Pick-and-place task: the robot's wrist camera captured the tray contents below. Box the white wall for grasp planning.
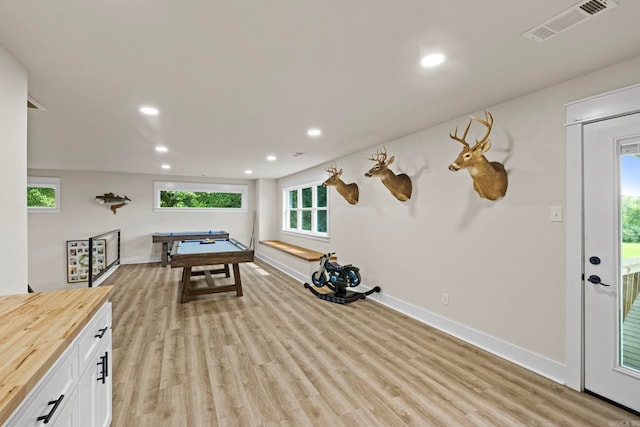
[264,55,640,382]
[27,169,255,292]
[0,45,28,296]
[255,179,277,243]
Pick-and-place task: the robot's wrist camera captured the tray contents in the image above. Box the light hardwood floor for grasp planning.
[105,260,640,426]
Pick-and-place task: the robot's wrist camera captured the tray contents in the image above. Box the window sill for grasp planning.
[28,208,60,214]
[282,230,330,243]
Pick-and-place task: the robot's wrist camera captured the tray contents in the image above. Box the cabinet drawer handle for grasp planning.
[36,394,64,424]
[97,351,109,384]
[94,327,108,338]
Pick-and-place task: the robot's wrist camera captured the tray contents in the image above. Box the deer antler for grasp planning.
[449,120,472,148]
[450,111,494,149]
[325,163,338,174]
[368,146,388,163]
[469,111,493,149]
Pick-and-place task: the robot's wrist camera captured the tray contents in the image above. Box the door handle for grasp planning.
[587,275,610,287]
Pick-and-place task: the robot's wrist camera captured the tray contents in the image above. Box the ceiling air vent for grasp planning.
[521,0,618,42]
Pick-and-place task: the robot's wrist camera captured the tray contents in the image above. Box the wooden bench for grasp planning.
[258,240,328,261]
[258,240,338,282]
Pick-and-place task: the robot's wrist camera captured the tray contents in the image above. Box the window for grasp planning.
[283,181,328,237]
[154,181,247,212]
[28,177,60,213]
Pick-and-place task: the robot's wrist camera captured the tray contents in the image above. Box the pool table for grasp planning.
[169,239,254,303]
[152,230,229,266]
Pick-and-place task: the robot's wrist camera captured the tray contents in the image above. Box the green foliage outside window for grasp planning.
[302,211,312,231]
[160,191,242,208]
[317,185,327,208]
[622,196,640,243]
[317,210,327,232]
[302,187,312,208]
[284,183,328,235]
[289,190,298,208]
[27,187,56,207]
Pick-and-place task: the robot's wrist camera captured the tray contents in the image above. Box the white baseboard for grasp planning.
[121,256,160,265]
[255,253,308,283]
[257,255,566,385]
[369,291,566,384]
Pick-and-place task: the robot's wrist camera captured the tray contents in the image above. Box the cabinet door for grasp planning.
[78,331,112,427]
[95,332,112,427]
[5,346,78,427]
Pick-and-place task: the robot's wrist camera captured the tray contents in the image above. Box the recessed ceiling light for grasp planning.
[266,155,276,161]
[161,164,171,169]
[420,53,445,67]
[307,128,322,137]
[140,106,159,115]
[155,146,168,153]
[245,169,253,174]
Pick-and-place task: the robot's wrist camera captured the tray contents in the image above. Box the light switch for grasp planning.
[550,206,563,222]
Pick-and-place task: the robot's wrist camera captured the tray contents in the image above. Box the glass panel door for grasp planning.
[583,112,640,413]
[620,143,640,372]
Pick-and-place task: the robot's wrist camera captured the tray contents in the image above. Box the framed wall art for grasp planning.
[67,239,106,283]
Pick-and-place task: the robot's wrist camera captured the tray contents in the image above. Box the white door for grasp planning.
[584,112,640,412]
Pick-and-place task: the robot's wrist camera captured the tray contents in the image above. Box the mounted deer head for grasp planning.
[323,164,359,205]
[364,147,412,202]
[448,111,508,201]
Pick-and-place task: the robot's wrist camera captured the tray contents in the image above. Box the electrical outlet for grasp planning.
[441,292,449,306]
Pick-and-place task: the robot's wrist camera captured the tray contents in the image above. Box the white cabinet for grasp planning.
[4,345,79,427]
[77,303,112,427]
[4,302,112,427]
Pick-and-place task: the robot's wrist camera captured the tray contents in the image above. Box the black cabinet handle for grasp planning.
[94,327,108,339]
[36,394,64,424]
[97,355,105,383]
[97,351,109,384]
[104,350,109,379]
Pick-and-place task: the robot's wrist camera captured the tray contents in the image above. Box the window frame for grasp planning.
[282,180,329,239]
[27,176,61,213]
[153,181,248,212]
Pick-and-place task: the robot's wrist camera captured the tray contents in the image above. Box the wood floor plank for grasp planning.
[104,260,640,426]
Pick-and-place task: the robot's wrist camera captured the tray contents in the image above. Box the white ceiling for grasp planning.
[2,0,640,180]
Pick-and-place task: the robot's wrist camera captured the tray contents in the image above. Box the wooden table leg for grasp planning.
[161,242,169,267]
[180,266,192,303]
[232,263,243,297]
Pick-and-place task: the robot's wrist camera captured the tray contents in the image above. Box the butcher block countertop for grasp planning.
[0,286,112,424]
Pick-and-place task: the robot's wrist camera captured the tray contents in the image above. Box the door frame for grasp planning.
[565,82,640,391]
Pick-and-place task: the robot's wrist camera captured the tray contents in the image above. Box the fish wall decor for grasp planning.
[95,192,131,214]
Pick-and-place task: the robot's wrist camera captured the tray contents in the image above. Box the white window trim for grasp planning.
[282,180,329,239]
[153,181,248,212]
[27,176,61,213]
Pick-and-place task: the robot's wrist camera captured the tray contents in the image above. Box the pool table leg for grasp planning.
[232,263,243,297]
[161,242,169,267]
[181,266,192,303]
